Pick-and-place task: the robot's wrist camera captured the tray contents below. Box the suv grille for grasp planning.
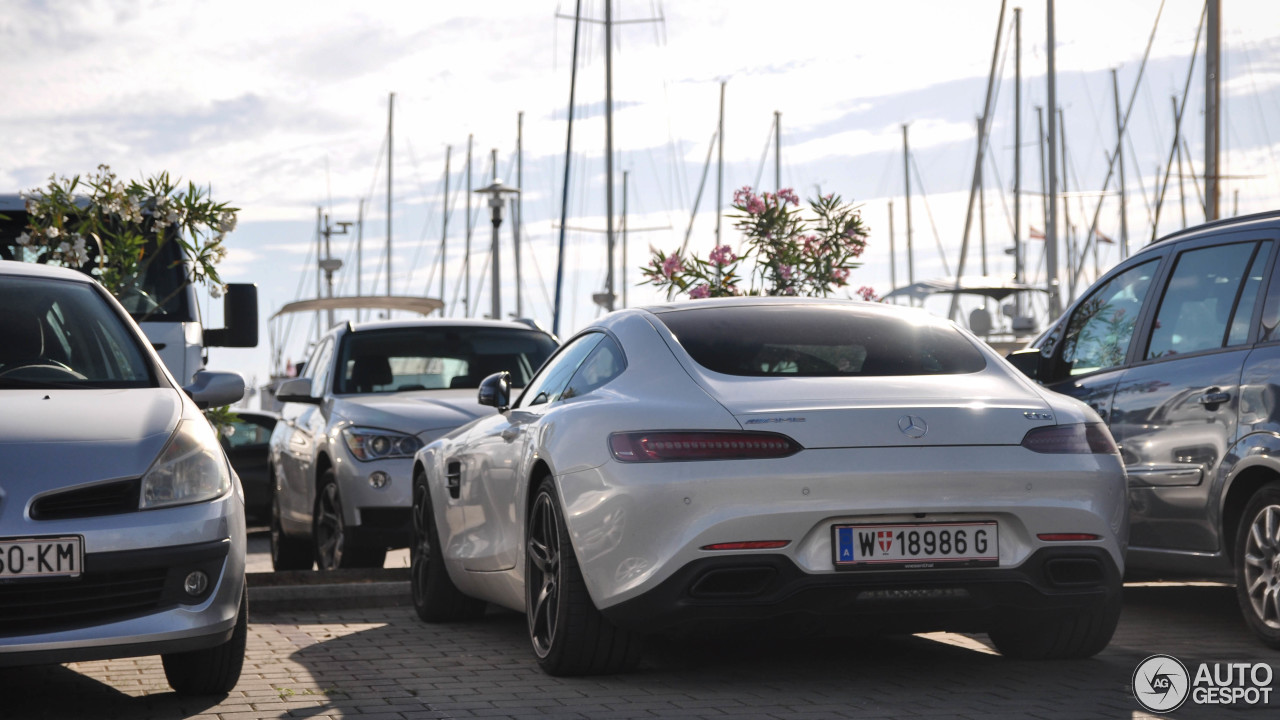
[31,479,140,520]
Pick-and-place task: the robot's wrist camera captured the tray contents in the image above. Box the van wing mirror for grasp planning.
[204,283,258,348]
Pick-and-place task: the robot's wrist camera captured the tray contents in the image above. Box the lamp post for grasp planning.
[320,214,352,327]
[473,178,520,320]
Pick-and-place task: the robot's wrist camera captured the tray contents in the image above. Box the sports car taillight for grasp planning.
[608,431,802,463]
[1020,422,1119,455]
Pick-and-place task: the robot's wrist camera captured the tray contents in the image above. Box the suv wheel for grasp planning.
[313,470,386,570]
[1234,482,1280,648]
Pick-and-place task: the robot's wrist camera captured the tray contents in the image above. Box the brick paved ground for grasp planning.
[2,584,1276,720]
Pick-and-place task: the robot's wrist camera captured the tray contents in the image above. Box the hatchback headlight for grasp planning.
[342,426,424,461]
[140,419,232,510]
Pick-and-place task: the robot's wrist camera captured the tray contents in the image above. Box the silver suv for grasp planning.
[268,319,557,571]
[1011,210,1280,648]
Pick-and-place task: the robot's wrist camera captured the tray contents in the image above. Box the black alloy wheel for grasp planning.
[411,471,485,622]
[1235,483,1280,648]
[524,476,642,675]
[526,485,561,659]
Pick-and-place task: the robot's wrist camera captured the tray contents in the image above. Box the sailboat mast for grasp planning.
[1013,7,1022,314]
[604,0,616,312]
[1112,69,1128,259]
[357,198,364,320]
[516,112,523,318]
[552,0,583,337]
[465,134,473,317]
[441,146,450,314]
[774,110,781,191]
[387,92,394,297]
[622,170,628,309]
[902,124,914,289]
[1046,0,1061,317]
[716,82,725,250]
[1205,0,1221,220]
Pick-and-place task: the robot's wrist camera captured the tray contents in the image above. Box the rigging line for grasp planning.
[752,114,776,191]
[908,152,952,278]
[1071,0,1170,287]
[402,139,443,295]
[1241,41,1280,199]
[521,215,556,319]
[1124,130,1156,226]
[1180,136,1205,215]
[1074,69,1110,179]
[984,149,1017,240]
[1149,3,1206,244]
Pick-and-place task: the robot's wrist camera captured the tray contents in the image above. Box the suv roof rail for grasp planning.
[1149,209,1280,248]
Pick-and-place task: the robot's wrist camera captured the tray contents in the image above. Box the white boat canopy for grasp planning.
[270,295,444,319]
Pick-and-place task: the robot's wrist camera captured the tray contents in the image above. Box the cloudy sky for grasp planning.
[3,0,1278,397]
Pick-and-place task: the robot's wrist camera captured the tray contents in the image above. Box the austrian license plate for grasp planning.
[833,522,997,570]
[0,536,83,579]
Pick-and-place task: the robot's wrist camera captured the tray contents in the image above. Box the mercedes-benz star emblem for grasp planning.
[898,415,928,439]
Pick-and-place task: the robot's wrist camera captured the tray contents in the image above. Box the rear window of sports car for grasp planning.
[655,305,986,377]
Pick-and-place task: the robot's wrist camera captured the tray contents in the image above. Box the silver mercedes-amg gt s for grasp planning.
[412,297,1128,675]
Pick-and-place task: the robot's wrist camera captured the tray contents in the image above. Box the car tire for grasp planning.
[270,472,312,571]
[987,590,1121,660]
[525,476,642,676]
[1233,482,1280,648]
[313,470,386,570]
[162,585,247,695]
[411,470,486,622]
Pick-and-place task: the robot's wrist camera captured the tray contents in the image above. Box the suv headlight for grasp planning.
[140,418,233,510]
[342,426,424,461]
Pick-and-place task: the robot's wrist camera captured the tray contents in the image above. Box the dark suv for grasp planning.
[1011,210,1280,648]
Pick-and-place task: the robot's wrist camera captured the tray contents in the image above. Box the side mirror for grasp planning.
[477,371,511,412]
[276,377,321,405]
[204,283,258,348]
[1006,348,1046,381]
[184,370,246,409]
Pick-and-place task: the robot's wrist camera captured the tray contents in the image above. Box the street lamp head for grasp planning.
[474,179,521,225]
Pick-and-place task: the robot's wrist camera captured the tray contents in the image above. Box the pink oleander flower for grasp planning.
[832,267,850,285]
[856,285,878,302]
[689,284,710,299]
[800,234,819,256]
[746,196,766,215]
[709,244,736,267]
[662,254,683,278]
[779,265,794,281]
[777,188,800,206]
[733,186,755,206]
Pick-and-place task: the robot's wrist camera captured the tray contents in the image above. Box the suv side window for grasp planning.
[1146,241,1269,359]
[307,338,335,398]
[1058,259,1160,377]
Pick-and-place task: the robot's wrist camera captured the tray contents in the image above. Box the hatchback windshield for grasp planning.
[656,304,987,376]
[334,326,558,394]
[0,276,156,388]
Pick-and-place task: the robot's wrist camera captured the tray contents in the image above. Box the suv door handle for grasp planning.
[1198,389,1230,406]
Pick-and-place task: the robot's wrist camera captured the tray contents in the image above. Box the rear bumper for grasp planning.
[599,546,1121,635]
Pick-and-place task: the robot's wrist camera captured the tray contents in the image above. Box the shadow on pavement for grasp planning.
[0,662,221,720]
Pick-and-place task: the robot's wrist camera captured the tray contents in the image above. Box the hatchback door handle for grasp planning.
[1198,390,1230,406]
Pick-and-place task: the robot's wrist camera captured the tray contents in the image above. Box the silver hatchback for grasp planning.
[0,260,248,695]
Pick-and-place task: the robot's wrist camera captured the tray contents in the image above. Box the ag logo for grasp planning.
[1133,654,1190,713]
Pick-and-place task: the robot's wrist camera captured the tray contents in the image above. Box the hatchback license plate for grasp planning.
[833,522,997,570]
[0,536,83,578]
